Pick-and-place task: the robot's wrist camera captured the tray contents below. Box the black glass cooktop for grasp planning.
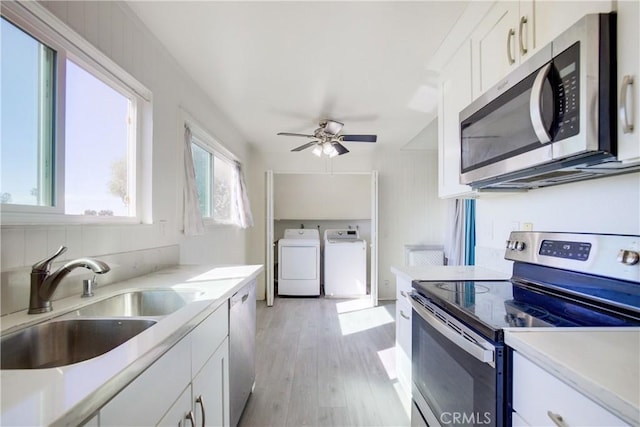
[411,279,602,342]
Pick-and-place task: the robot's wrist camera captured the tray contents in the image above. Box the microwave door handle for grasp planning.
[529,63,553,143]
[410,298,494,365]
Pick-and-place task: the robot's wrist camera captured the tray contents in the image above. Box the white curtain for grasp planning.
[183,125,205,235]
[444,199,465,266]
[232,160,254,229]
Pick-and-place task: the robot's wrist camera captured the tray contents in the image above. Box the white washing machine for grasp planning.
[324,229,367,297]
[278,229,320,296]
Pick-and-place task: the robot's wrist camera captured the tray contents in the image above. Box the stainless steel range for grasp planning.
[410,232,640,427]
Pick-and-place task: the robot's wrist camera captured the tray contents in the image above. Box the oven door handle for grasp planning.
[411,298,495,365]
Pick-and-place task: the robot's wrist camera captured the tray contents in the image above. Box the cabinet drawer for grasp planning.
[512,352,628,426]
[396,276,412,301]
[192,302,229,377]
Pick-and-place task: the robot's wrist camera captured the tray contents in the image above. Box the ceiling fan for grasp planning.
[277,119,377,157]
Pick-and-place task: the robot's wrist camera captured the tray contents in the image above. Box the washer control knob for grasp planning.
[617,250,640,266]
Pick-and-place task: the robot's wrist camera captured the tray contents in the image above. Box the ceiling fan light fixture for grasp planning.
[328,147,339,158]
[312,145,323,157]
[322,141,333,155]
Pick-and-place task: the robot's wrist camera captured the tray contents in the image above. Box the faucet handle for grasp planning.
[32,246,68,272]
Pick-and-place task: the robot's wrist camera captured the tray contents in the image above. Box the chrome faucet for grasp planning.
[28,246,111,314]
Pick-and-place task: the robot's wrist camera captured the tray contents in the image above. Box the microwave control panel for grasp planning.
[553,42,580,141]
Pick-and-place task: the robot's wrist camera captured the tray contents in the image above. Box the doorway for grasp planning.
[265,171,379,307]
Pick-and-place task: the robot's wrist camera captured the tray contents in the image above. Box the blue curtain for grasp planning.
[464,199,476,265]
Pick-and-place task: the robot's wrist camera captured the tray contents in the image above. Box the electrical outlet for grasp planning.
[522,222,533,231]
[384,279,390,287]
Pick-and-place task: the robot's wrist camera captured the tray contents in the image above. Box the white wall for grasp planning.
[246,148,448,300]
[0,1,253,315]
[475,173,640,273]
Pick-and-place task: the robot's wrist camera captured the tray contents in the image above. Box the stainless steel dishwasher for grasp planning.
[229,279,256,427]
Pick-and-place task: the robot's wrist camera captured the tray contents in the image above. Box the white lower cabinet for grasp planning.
[511,351,628,426]
[157,386,192,427]
[394,275,412,397]
[193,338,230,427]
[99,336,191,426]
[98,303,230,427]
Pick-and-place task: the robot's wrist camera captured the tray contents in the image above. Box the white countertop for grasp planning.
[505,328,640,426]
[0,264,263,427]
[390,265,510,282]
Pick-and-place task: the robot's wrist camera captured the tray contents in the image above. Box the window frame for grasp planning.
[186,118,238,227]
[0,2,151,225]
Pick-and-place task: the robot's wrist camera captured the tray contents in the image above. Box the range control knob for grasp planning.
[515,241,526,251]
[617,250,640,266]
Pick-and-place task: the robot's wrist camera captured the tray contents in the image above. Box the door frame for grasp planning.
[264,170,379,307]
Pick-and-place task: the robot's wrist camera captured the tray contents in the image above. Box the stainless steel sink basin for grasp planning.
[0,319,157,369]
[72,289,203,317]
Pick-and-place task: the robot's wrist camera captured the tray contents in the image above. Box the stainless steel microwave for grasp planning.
[459,13,639,190]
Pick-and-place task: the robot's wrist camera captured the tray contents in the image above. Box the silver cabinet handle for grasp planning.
[400,290,407,298]
[241,293,249,303]
[547,411,569,427]
[196,395,206,427]
[530,63,553,143]
[400,310,410,320]
[186,411,196,427]
[507,28,516,65]
[519,16,528,56]
[620,75,635,134]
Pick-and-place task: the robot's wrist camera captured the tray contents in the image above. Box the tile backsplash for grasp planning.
[1,229,179,316]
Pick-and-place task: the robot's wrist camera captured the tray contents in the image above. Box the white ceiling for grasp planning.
[127,1,469,154]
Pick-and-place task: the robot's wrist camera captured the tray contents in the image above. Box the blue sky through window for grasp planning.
[1,18,46,206]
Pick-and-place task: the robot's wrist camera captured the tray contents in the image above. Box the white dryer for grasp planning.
[324,229,367,297]
[278,229,320,296]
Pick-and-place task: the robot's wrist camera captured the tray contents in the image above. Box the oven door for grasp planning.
[410,293,504,427]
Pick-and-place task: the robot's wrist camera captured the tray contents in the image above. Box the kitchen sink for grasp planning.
[71,289,203,317]
[0,318,157,369]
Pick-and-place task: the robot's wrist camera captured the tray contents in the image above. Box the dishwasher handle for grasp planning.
[230,288,250,308]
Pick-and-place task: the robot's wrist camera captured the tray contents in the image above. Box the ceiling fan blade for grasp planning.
[291,141,318,152]
[277,132,314,138]
[323,120,344,136]
[341,134,377,143]
[332,142,350,155]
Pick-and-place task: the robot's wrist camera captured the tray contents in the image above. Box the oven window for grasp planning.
[412,311,500,427]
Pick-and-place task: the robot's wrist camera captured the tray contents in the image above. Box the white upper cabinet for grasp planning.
[438,40,476,198]
[616,0,640,163]
[535,1,613,49]
[471,0,534,99]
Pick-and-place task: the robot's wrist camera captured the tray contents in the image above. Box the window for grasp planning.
[191,133,237,224]
[64,60,134,217]
[0,4,149,223]
[1,17,55,207]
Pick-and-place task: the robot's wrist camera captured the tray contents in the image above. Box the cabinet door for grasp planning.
[100,336,191,426]
[438,39,475,198]
[535,1,613,50]
[471,1,535,98]
[512,352,628,426]
[616,0,640,163]
[395,294,412,396]
[192,337,230,427]
[472,2,520,96]
[157,386,192,427]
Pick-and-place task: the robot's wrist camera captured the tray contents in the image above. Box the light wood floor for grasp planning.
[239,297,410,427]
